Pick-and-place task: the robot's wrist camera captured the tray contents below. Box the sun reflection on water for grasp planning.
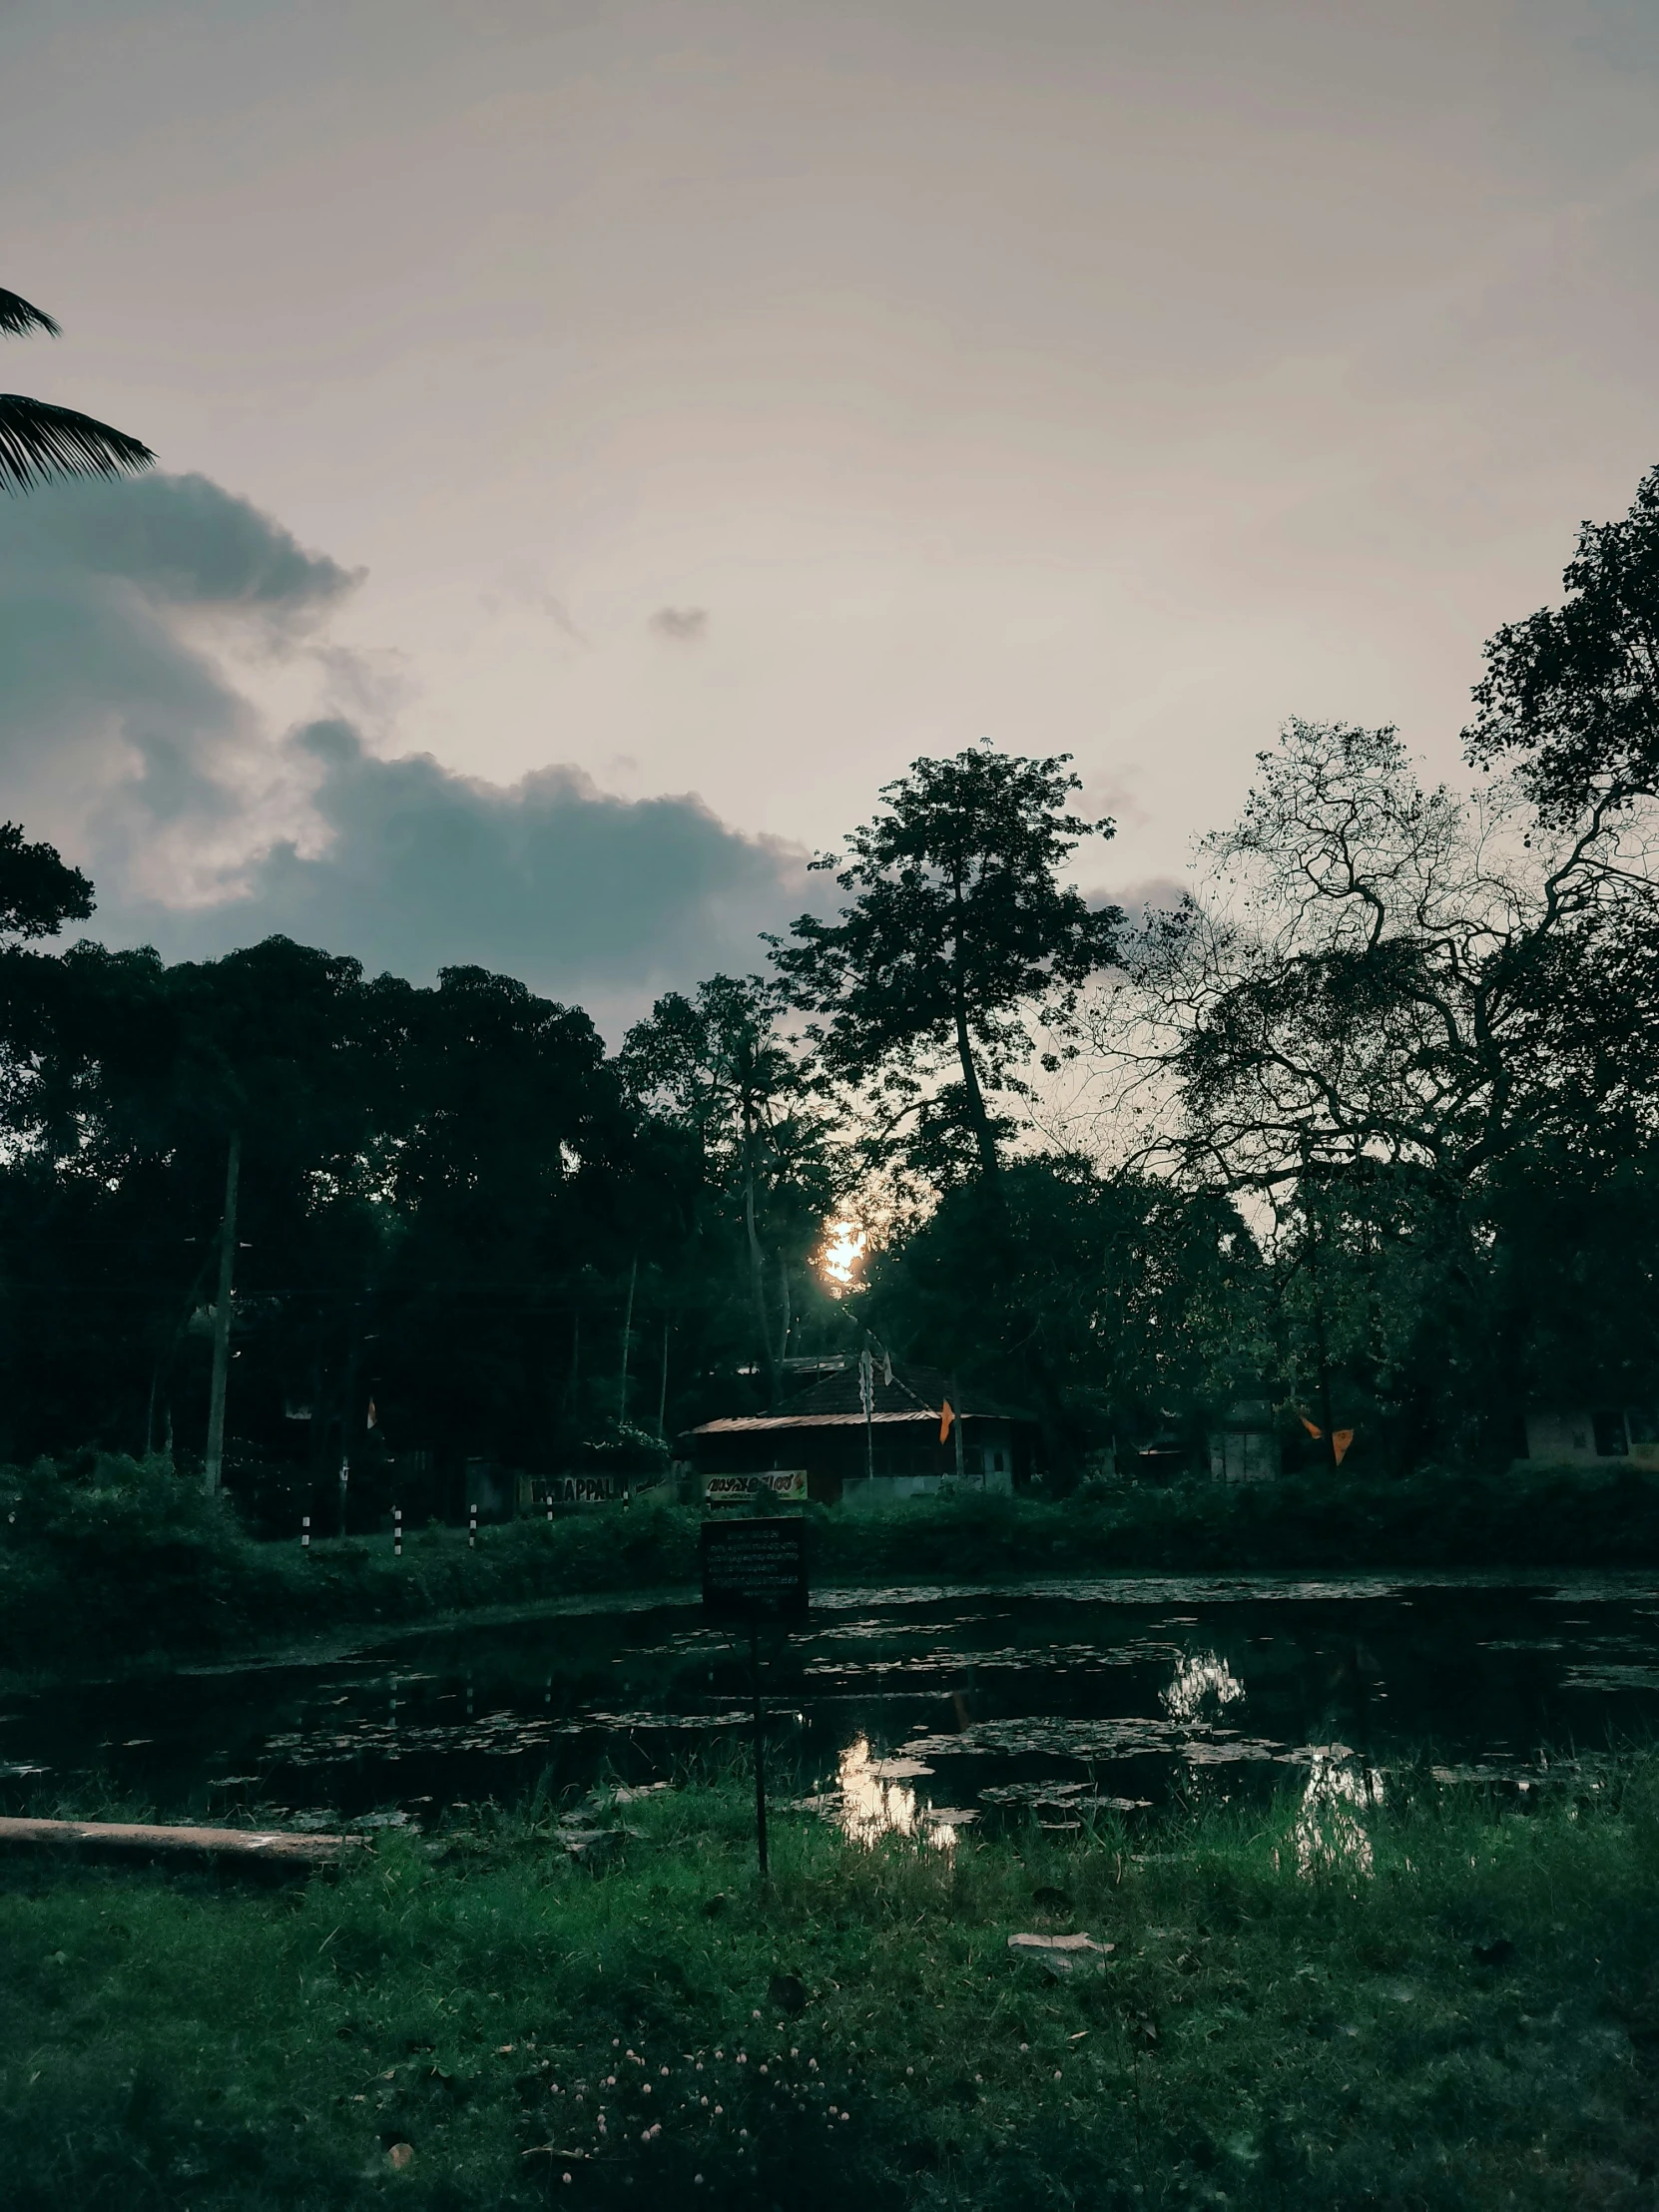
[1292,1747,1382,1879]
[833,1735,965,1851]
[1161,1650,1247,1726]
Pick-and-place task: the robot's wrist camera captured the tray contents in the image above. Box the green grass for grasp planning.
[3,1764,1659,2209]
[8,1452,1659,1673]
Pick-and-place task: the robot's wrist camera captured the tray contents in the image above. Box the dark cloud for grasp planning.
[0,475,808,1026]
[111,724,812,1024]
[648,605,708,642]
[0,472,352,906]
[0,469,356,613]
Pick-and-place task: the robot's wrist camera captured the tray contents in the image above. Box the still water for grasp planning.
[4,1573,1658,1840]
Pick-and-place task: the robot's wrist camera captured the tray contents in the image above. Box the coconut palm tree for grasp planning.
[0,286,154,491]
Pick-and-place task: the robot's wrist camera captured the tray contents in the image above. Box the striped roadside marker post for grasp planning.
[394,1506,402,1558]
[301,1512,310,1555]
[468,1502,477,1549]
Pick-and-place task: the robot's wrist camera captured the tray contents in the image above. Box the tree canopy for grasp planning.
[770,747,1120,1186]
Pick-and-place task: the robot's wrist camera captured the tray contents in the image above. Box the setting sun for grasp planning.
[819,1219,867,1292]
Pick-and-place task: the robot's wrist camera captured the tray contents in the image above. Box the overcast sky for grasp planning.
[4,0,1658,1026]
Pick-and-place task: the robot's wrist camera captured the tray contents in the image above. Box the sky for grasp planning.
[3,0,1659,1031]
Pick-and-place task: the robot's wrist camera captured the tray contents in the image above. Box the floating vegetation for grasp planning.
[1560,1664,1659,1691]
[262,1707,752,1771]
[977,1779,1151,1814]
[9,1570,1659,1837]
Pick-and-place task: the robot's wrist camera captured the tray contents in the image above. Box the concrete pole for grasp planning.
[204,1129,242,1496]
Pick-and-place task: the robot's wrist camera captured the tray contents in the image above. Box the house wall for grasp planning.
[1207,1428,1282,1482]
[691,1414,1027,1500]
[1522,1408,1659,1466]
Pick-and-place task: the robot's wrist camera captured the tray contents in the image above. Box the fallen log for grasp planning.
[0,1816,366,1867]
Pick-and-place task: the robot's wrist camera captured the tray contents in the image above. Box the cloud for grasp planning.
[648,605,708,642]
[0,475,810,1026]
[1105,873,1190,917]
[114,724,813,1027]
[0,471,356,908]
[0,469,359,611]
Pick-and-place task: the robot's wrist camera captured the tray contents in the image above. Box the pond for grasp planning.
[5,1571,1659,1842]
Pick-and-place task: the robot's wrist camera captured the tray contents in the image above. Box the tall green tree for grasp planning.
[1464,459,1659,819]
[619,973,837,1402]
[871,1155,1260,1465]
[0,287,154,491]
[770,748,1121,1186]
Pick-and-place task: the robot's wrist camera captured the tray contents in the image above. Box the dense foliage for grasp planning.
[0,932,843,1514]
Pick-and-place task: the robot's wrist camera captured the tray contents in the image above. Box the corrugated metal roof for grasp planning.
[760,1360,1029,1423]
[689,1359,1034,1435]
[695,1409,991,1434]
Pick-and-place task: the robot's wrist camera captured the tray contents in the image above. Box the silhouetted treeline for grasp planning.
[0,931,843,1520]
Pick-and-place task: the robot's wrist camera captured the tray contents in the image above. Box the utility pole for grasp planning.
[618,1256,638,1425]
[337,1334,359,1537]
[1305,1182,1338,1465]
[859,1344,874,1484]
[204,1129,242,1496]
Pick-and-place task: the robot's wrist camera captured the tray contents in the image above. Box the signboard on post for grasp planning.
[702,1514,809,1882]
[700,1516,810,1626]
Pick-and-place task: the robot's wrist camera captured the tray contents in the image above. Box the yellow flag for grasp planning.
[939,1399,955,1443]
[1332,1427,1355,1465]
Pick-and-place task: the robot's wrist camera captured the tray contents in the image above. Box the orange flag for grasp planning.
[1299,1413,1323,1440]
[1332,1428,1355,1465]
[939,1399,955,1443]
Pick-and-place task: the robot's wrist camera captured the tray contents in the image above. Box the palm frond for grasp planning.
[0,288,62,339]
[0,394,155,492]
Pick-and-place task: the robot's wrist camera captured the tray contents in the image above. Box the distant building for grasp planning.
[1207,1398,1282,1483]
[1518,1406,1659,1466]
[685,1361,1037,1507]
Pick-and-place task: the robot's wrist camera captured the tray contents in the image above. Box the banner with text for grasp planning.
[703,1470,809,1507]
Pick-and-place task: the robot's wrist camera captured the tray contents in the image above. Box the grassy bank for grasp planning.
[3,1763,1658,2208]
[8,1453,1659,1673]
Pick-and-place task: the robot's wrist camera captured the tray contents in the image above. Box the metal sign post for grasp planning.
[701,1516,809,1878]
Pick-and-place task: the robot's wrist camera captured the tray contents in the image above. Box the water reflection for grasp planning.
[1292,1747,1382,1879]
[8,1573,1659,1828]
[833,1734,967,1851]
[1162,1650,1247,1727]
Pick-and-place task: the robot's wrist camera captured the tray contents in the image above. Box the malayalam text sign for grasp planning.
[703,1469,808,1507]
[701,1516,809,1627]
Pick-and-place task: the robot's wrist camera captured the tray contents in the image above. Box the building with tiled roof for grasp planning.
[684,1357,1036,1506]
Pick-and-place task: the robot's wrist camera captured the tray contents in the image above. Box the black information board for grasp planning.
[701,1516,809,1627]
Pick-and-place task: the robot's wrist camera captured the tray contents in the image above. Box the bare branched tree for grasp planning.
[1088,719,1659,1211]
